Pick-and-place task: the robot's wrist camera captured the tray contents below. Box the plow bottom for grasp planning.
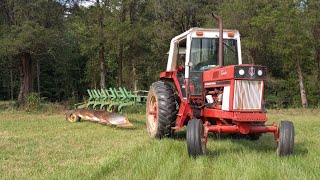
[66,109,133,127]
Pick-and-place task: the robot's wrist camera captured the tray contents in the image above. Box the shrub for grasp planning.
[25,92,43,111]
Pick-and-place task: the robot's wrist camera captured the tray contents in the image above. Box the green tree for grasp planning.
[306,0,320,105]
[0,0,66,105]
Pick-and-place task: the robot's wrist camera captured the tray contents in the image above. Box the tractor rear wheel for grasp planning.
[277,121,294,156]
[146,81,177,139]
[186,119,207,158]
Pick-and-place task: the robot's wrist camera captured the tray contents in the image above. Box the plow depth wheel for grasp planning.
[146,81,177,139]
[277,121,294,156]
[66,113,81,123]
[187,119,207,158]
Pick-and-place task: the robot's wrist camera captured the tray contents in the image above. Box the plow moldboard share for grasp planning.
[66,109,133,127]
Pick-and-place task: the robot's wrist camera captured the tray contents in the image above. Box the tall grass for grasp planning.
[0,109,319,179]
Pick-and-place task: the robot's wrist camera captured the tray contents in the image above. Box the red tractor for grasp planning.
[146,14,294,157]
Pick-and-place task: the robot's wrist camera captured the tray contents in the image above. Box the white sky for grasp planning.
[78,0,95,7]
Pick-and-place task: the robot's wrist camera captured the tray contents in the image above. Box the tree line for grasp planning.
[0,0,319,108]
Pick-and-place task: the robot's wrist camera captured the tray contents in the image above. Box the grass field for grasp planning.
[0,108,320,179]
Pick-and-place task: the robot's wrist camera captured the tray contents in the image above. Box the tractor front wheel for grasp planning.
[277,120,294,156]
[186,119,207,158]
[146,81,177,139]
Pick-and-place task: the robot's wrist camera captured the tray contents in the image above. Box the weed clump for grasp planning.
[25,92,43,111]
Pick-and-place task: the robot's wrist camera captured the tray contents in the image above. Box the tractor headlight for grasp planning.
[234,66,267,78]
[239,69,245,76]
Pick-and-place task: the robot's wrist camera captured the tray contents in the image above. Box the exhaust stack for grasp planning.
[212,13,224,67]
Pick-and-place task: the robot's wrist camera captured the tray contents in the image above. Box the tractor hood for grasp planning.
[203,64,267,83]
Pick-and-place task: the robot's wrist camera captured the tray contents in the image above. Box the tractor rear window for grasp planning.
[190,38,238,71]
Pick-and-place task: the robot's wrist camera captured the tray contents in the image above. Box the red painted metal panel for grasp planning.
[203,108,234,119]
[203,65,236,82]
[206,124,277,134]
[233,112,267,122]
[159,70,193,129]
[203,108,267,122]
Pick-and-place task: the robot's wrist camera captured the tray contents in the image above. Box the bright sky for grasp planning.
[78,0,95,7]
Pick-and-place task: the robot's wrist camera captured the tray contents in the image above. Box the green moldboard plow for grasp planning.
[75,87,148,113]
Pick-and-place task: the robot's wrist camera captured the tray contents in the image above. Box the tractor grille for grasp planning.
[233,80,263,110]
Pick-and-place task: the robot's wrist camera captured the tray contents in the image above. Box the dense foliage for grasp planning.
[0,0,319,108]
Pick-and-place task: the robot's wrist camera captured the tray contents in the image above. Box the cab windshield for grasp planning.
[190,38,238,71]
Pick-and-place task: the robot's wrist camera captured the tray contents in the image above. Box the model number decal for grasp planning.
[204,81,231,86]
[204,82,217,86]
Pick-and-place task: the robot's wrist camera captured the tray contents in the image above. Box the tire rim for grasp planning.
[68,114,77,122]
[276,126,281,155]
[200,123,207,154]
[147,95,158,133]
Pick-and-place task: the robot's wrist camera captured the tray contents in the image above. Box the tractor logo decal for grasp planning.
[248,67,255,77]
[221,70,227,75]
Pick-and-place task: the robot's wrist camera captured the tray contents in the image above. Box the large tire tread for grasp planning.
[277,120,294,156]
[187,119,206,158]
[147,81,177,138]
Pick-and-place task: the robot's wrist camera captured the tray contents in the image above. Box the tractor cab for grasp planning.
[166,28,242,72]
[165,28,242,99]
